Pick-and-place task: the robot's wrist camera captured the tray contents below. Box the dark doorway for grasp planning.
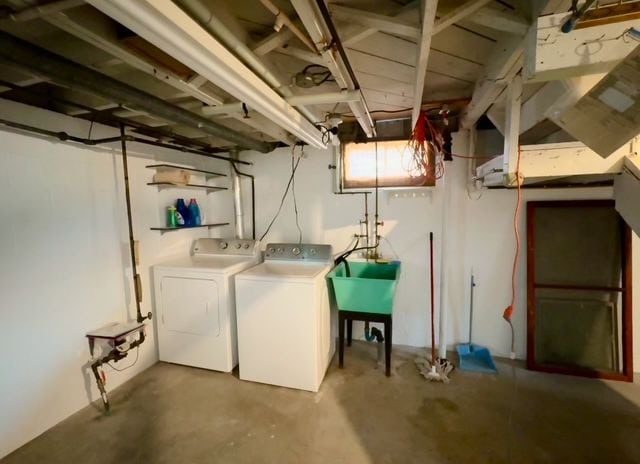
[527,200,633,381]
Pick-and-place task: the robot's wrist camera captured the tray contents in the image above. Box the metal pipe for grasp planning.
[229,149,245,239]
[258,0,318,54]
[6,0,83,21]
[119,125,151,323]
[0,118,253,166]
[178,0,319,124]
[0,32,274,153]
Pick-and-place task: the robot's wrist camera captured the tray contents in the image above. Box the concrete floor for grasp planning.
[3,342,640,464]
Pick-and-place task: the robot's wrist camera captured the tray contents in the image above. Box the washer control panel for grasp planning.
[264,243,332,261]
[193,238,259,256]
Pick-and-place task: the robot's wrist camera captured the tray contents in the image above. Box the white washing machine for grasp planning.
[235,243,335,392]
[153,238,261,371]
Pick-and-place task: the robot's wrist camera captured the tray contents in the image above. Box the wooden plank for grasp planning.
[345,49,415,84]
[329,4,421,40]
[253,29,293,55]
[460,34,523,128]
[524,12,639,82]
[466,5,529,36]
[503,73,522,183]
[432,0,492,35]
[345,32,482,83]
[339,1,419,47]
[362,88,413,109]
[519,141,630,181]
[357,72,414,97]
[412,0,439,127]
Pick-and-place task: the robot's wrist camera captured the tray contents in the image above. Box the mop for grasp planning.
[415,232,454,382]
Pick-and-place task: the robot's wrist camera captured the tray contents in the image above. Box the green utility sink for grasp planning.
[328,261,401,315]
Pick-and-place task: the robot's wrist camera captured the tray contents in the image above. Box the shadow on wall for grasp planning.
[329,342,640,464]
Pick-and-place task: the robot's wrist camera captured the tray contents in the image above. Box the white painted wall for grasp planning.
[1,99,638,458]
[241,133,640,372]
[0,100,235,458]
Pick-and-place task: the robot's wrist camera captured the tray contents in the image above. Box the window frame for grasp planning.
[340,139,435,190]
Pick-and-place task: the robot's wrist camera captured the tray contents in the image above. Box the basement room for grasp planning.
[1,0,640,462]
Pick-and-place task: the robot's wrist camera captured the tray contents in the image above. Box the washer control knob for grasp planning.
[310,248,317,255]
[292,247,301,256]
[277,247,284,253]
[243,243,250,249]
[268,247,275,254]
[220,241,228,250]
[235,243,242,249]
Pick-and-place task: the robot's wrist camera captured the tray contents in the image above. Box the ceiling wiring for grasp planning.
[292,145,303,245]
[259,144,303,242]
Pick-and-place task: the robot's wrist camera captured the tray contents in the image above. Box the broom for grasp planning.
[415,232,454,382]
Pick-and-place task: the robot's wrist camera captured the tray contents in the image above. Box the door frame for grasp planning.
[526,200,633,382]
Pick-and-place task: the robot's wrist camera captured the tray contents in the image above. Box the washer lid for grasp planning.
[237,262,330,280]
[155,255,257,273]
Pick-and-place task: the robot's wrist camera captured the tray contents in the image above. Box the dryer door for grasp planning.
[160,276,220,336]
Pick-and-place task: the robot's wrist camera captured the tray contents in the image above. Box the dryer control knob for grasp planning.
[243,243,250,249]
[277,247,284,253]
[235,243,242,249]
[220,241,228,250]
[310,248,317,255]
[292,247,301,256]
[268,247,275,254]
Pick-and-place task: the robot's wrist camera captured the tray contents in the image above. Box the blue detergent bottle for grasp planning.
[176,198,192,227]
[188,198,201,226]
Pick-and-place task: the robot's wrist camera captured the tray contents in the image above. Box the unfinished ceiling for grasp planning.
[0,0,637,152]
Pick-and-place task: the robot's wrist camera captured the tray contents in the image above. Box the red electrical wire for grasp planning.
[503,146,523,354]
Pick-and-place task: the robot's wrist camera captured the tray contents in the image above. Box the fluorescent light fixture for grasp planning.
[88,0,326,149]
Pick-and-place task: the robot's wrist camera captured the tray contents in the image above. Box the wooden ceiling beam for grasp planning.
[253,29,293,55]
[432,0,492,35]
[465,5,529,36]
[412,0,438,127]
[339,2,418,46]
[460,34,523,129]
[329,4,421,40]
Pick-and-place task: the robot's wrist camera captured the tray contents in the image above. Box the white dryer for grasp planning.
[235,243,335,392]
[153,238,260,371]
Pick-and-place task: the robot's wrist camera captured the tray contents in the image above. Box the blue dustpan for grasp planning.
[457,343,497,374]
[457,274,497,374]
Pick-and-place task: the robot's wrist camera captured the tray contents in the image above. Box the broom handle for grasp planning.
[430,232,435,362]
[469,273,475,344]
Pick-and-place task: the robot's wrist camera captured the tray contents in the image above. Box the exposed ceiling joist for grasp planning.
[253,29,293,55]
[5,0,84,21]
[0,31,273,152]
[275,46,325,65]
[87,0,326,148]
[339,1,418,46]
[466,6,529,36]
[411,0,438,128]
[44,8,225,106]
[460,34,523,129]
[328,4,420,40]
[432,0,492,35]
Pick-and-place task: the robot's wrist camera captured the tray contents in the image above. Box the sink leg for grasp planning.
[384,316,392,377]
[338,311,345,368]
[347,318,353,347]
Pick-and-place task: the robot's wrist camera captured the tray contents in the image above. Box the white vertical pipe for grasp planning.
[230,152,244,239]
[438,166,451,360]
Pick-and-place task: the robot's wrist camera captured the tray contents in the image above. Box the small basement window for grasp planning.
[342,140,435,189]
